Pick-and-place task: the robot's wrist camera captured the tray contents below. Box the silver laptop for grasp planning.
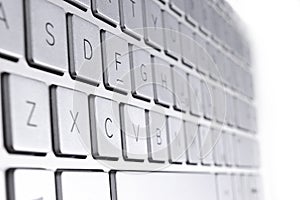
[0,0,261,199]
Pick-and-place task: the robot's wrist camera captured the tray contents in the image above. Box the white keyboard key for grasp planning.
[214,86,226,123]
[167,117,186,163]
[8,169,56,200]
[162,11,181,59]
[51,86,91,156]
[184,0,198,25]
[101,31,131,94]
[179,23,196,67]
[245,176,260,200]
[152,56,173,106]
[202,81,214,120]
[120,0,143,39]
[113,172,218,200]
[235,136,256,167]
[25,0,68,74]
[194,34,210,74]
[56,171,111,200]
[90,96,121,160]
[216,174,234,200]
[2,74,51,154]
[92,0,120,26]
[0,0,24,59]
[212,129,225,166]
[188,75,203,116]
[67,14,102,85]
[226,93,236,126]
[223,132,235,166]
[232,175,244,200]
[130,45,153,100]
[184,121,200,164]
[199,126,214,165]
[121,104,147,161]
[172,65,189,112]
[143,0,164,49]
[146,111,168,162]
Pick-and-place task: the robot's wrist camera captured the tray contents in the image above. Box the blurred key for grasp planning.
[143,0,164,49]
[121,104,147,161]
[67,14,102,85]
[152,56,173,106]
[51,86,91,157]
[162,11,181,59]
[216,174,234,200]
[188,75,203,117]
[223,132,235,166]
[7,169,56,200]
[202,81,214,120]
[2,74,51,154]
[101,30,131,94]
[92,0,120,26]
[25,0,68,74]
[146,111,168,162]
[199,126,214,165]
[89,96,121,160]
[179,23,196,67]
[184,121,200,164]
[130,45,153,100]
[172,65,189,112]
[167,116,186,163]
[0,0,24,60]
[120,0,143,39]
[56,171,111,200]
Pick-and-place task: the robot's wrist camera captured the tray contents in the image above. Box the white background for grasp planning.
[228,0,300,199]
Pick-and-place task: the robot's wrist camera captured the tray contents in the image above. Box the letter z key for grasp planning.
[2,74,51,154]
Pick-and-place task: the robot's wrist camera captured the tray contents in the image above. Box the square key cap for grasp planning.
[56,171,111,200]
[51,86,91,157]
[167,116,186,163]
[120,0,144,39]
[143,0,164,49]
[67,14,102,86]
[25,0,68,74]
[152,56,173,106]
[92,0,120,26]
[7,169,56,200]
[184,121,200,164]
[146,111,168,162]
[0,0,24,60]
[130,45,153,101]
[120,104,147,161]
[172,65,189,112]
[2,74,51,154]
[90,96,121,160]
[101,30,131,94]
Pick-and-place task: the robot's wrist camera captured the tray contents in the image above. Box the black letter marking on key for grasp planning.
[140,64,147,81]
[83,39,93,60]
[45,22,55,46]
[0,2,9,29]
[105,117,113,138]
[129,0,136,17]
[26,101,37,127]
[156,128,162,145]
[132,124,140,142]
[70,111,80,133]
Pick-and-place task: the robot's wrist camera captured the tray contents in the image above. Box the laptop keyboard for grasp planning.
[0,0,260,199]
